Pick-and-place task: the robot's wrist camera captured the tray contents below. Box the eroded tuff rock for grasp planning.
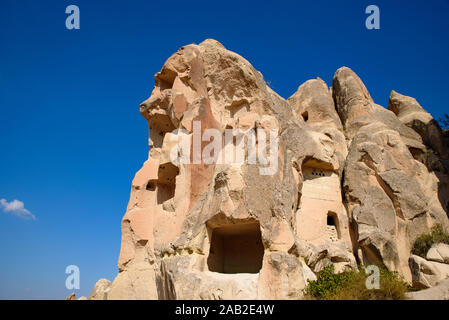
[89,278,111,300]
[94,39,449,299]
[406,278,449,300]
[408,243,449,289]
[427,243,449,264]
[410,254,449,289]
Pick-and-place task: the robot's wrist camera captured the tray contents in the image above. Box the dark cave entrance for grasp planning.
[207,222,264,274]
[302,111,309,122]
[327,211,341,240]
[327,214,336,226]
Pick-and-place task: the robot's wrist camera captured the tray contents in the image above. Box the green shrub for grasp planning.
[305,265,351,299]
[304,264,409,300]
[412,224,449,258]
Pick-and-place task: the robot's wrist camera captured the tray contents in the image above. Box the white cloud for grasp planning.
[0,199,36,220]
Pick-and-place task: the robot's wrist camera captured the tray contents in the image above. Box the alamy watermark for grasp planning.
[365,5,380,30]
[168,120,279,176]
[65,5,80,30]
[65,265,80,290]
[365,265,380,290]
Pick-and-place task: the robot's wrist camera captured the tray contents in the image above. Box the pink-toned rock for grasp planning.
[94,40,449,300]
[89,279,111,300]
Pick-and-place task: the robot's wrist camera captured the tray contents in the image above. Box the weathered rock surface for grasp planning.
[65,293,76,300]
[388,90,449,215]
[92,40,449,300]
[89,278,111,300]
[333,68,449,282]
[406,278,449,300]
[410,254,449,288]
[427,243,449,264]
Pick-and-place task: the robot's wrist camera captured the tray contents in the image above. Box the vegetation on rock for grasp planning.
[305,264,409,300]
[412,224,449,258]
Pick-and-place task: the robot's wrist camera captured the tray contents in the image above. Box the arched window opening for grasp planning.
[326,212,341,241]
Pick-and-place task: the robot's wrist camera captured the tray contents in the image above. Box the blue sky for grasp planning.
[0,0,448,299]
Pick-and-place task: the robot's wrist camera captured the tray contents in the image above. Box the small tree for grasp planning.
[438,114,449,130]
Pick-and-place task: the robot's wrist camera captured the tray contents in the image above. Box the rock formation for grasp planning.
[92,39,449,300]
[410,243,449,289]
[89,279,111,300]
[406,278,449,300]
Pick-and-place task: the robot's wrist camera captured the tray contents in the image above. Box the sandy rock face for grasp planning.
[65,293,76,300]
[96,40,449,299]
[410,254,449,288]
[427,243,449,264]
[409,243,449,289]
[388,90,449,213]
[332,68,449,282]
[406,278,449,300]
[89,279,111,300]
